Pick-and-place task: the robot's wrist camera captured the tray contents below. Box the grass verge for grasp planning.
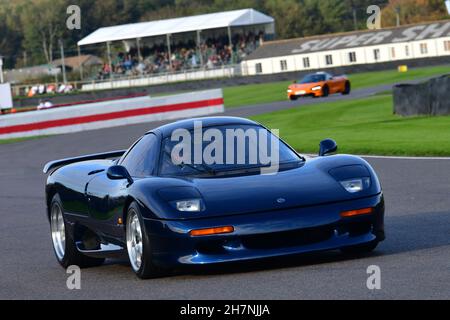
[0,136,48,145]
[223,64,450,108]
[251,94,450,156]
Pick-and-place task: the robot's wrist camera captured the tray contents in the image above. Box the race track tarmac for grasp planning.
[0,85,449,299]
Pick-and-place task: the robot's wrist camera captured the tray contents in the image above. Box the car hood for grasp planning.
[289,82,324,90]
[132,155,381,220]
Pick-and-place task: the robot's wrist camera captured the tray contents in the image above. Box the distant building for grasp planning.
[52,55,103,72]
[242,20,450,75]
[4,65,61,84]
[4,55,103,84]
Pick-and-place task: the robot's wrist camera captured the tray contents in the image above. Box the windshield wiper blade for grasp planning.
[164,149,216,175]
[179,162,216,175]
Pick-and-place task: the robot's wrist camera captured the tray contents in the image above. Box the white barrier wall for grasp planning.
[82,67,236,91]
[0,83,13,109]
[0,89,224,139]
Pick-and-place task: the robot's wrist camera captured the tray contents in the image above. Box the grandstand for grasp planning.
[78,9,274,83]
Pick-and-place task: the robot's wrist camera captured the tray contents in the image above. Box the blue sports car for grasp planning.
[44,117,385,279]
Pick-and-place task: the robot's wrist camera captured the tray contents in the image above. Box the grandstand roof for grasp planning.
[78,9,274,46]
[244,20,450,60]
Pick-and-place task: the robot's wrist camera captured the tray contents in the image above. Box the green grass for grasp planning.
[223,64,450,108]
[251,94,450,156]
[0,136,48,145]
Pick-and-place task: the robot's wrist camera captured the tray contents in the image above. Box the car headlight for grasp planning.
[340,178,371,193]
[287,89,292,93]
[175,199,202,212]
[311,86,322,91]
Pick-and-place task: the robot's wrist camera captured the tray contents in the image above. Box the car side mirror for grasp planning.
[107,165,133,184]
[319,139,337,156]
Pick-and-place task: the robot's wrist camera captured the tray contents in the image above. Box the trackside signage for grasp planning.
[0,89,224,139]
[292,22,450,54]
[246,20,450,59]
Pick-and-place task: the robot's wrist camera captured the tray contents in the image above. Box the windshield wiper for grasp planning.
[164,149,216,175]
[178,162,216,176]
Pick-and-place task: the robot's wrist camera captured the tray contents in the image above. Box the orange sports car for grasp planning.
[287,72,351,100]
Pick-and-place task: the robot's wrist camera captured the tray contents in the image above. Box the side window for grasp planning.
[120,133,159,177]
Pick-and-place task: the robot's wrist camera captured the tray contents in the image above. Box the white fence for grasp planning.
[82,65,239,91]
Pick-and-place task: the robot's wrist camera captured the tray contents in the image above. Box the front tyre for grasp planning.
[321,85,329,97]
[50,194,105,268]
[342,81,351,95]
[126,202,168,279]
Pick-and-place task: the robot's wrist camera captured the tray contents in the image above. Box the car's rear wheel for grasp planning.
[50,194,105,268]
[340,240,379,255]
[322,85,329,97]
[342,81,351,95]
[126,202,168,279]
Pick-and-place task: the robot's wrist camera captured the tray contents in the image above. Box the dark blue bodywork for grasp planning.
[45,117,385,268]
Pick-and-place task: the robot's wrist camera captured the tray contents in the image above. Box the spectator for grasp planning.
[97,31,265,79]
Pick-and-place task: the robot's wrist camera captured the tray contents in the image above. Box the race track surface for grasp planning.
[0,86,449,299]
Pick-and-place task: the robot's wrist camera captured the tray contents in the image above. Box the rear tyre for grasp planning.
[126,202,168,279]
[321,85,329,97]
[340,240,379,255]
[342,81,351,95]
[50,194,105,268]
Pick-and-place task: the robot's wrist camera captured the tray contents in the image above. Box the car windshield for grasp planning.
[299,74,326,83]
[159,124,302,177]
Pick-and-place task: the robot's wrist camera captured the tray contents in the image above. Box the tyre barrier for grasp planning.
[393,74,450,116]
[0,89,224,139]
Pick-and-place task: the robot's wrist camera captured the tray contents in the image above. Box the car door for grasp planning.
[326,73,339,93]
[85,171,129,239]
[86,133,160,239]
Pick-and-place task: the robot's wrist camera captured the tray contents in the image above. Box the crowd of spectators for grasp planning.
[97,32,264,79]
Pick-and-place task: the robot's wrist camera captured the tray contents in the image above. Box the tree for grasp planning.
[381,0,448,27]
[20,0,69,64]
[263,0,303,39]
[0,0,447,69]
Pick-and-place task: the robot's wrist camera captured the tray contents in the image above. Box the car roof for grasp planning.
[147,116,260,138]
[314,71,331,76]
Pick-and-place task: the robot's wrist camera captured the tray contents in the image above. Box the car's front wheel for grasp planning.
[126,202,168,279]
[50,194,105,268]
[321,85,329,97]
[342,81,351,95]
